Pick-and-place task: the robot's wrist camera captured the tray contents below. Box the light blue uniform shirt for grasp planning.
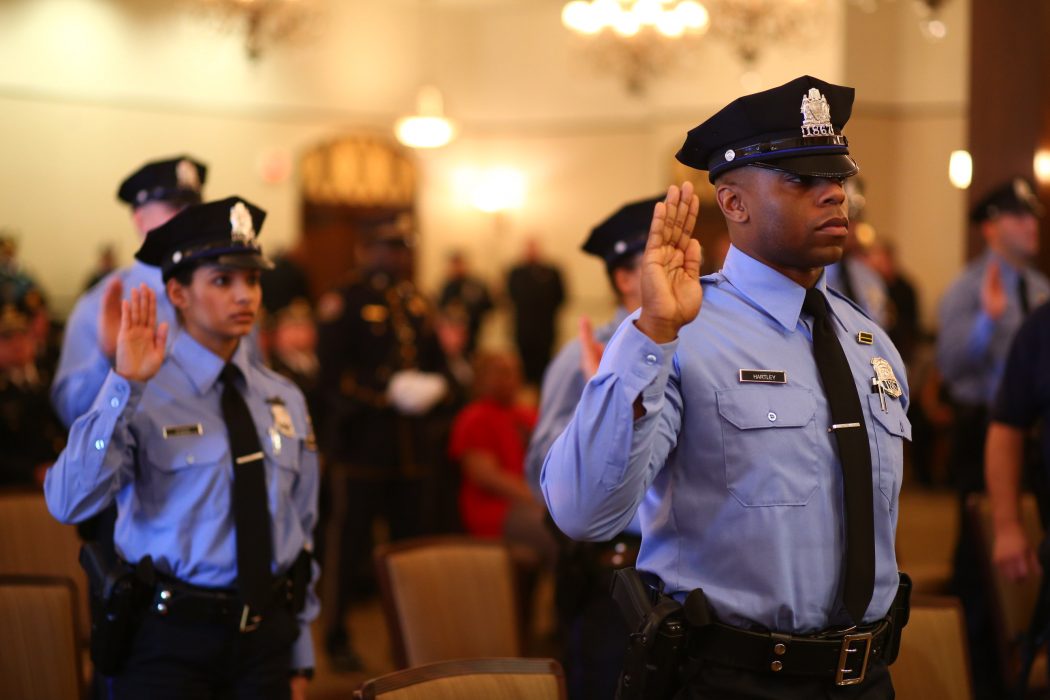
[52,262,174,428]
[45,329,320,668]
[937,249,1050,407]
[542,245,910,633]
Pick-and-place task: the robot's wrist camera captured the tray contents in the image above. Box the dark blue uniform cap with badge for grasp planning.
[676,75,859,183]
[117,156,207,209]
[970,177,1046,223]
[135,196,274,282]
[583,195,663,269]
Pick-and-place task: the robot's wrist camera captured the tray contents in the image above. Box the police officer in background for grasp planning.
[44,196,319,699]
[316,216,449,668]
[937,178,1049,495]
[936,178,1049,696]
[52,155,207,428]
[542,76,910,698]
[525,195,657,699]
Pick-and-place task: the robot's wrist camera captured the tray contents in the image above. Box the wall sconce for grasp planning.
[948,150,972,190]
[454,167,527,213]
[1034,149,1050,185]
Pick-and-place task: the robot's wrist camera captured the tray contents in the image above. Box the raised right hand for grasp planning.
[636,182,702,343]
[980,259,1007,320]
[115,284,169,383]
[98,277,124,359]
[992,520,1041,582]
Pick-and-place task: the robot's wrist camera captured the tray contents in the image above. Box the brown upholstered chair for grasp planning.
[895,488,958,594]
[891,596,973,700]
[353,657,566,700]
[0,488,90,637]
[374,536,522,668]
[0,575,85,700]
[966,492,1047,689]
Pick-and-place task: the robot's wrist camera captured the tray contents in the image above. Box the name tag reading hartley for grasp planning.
[738,369,787,384]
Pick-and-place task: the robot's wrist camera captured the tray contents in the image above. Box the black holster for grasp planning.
[288,549,313,613]
[79,543,154,676]
[610,567,689,700]
[883,571,912,665]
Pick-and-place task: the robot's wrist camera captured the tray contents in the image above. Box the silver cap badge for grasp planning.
[800,88,834,138]
[176,159,201,191]
[230,202,255,245]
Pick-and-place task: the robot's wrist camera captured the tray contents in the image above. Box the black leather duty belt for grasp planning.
[688,618,892,686]
[148,575,293,633]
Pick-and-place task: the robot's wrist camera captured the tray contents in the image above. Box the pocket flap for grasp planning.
[716,388,816,430]
[867,394,912,441]
[150,432,230,472]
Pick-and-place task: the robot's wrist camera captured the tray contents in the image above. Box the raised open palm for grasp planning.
[115,284,169,383]
[637,182,702,343]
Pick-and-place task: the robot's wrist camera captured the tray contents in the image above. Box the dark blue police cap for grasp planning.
[136,196,273,282]
[970,177,1045,223]
[117,156,207,209]
[676,75,859,182]
[583,195,663,268]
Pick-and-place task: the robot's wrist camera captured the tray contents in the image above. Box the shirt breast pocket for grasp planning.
[866,394,911,508]
[141,433,230,519]
[716,388,819,507]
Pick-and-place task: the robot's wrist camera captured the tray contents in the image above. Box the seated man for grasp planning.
[450,351,554,564]
[44,196,319,699]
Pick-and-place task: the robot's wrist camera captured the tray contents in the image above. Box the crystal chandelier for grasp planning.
[561,0,711,95]
[194,0,316,60]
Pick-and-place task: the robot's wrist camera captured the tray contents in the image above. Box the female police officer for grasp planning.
[45,196,318,699]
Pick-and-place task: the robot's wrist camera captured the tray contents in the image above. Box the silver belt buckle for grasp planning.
[835,631,873,686]
[239,605,262,633]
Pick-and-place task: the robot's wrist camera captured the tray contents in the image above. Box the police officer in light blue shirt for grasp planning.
[542,76,910,698]
[45,196,319,699]
[52,156,207,428]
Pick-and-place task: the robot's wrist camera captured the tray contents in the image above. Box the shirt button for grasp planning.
[645,353,657,365]
[186,455,195,465]
[767,412,777,422]
[94,439,105,450]
[110,397,120,408]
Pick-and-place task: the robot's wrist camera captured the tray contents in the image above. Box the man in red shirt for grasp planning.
[450,351,553,561]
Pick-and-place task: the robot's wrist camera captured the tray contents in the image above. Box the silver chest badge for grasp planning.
[800,87,834,138]
[870,357,902,412]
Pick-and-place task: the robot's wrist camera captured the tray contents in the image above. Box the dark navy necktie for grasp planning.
[802,288,875,625]
[220,363,273,615]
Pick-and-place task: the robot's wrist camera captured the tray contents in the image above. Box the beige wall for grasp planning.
[845,0,971,330]
[1,0,978,352]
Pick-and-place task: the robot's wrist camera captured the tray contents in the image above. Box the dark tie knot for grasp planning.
[802,287,829,320]
[221,363,244,387]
